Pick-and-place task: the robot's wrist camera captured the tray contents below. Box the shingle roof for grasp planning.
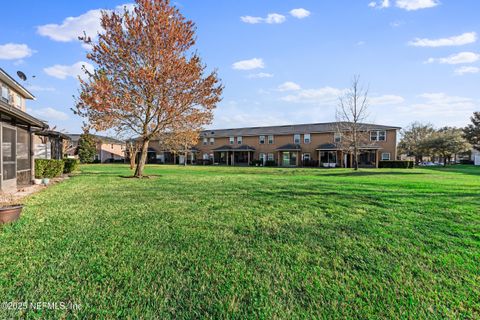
[200,122,400,138]
[67,134,124,144]
[213,145,256,152]
[276,144,302,151]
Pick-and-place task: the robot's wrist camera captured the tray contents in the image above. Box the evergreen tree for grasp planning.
[464,112,480,151]
[77,133,97,163]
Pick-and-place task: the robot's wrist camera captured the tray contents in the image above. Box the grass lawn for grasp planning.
[0,164,479,318]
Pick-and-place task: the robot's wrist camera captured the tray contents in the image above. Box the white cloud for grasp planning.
[281,86,344,104]
[426,52,480,64]
[395,0,439,11]
[290,8,311,19]
[240,13,286,24]
[232,58,264,70]
[240,16,263,24]
[409,32,477,47]
[27,107,69,121]
[44,61,94,80]
[37,4,134,43]
[247,72,273,79]
[27,85,56,92]
[454,66,480,75]
[0,43,35,60]
[369,0,391,9]
[278,81,301,91]
[265,13,286,24]
[370,95,405,105]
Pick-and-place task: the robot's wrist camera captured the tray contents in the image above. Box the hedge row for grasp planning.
[35,159,64,179]
[35,158,80,178]
[63,159,80,174]
[378,160,415,169]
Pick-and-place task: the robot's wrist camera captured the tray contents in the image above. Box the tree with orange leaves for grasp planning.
[76,0,223,177]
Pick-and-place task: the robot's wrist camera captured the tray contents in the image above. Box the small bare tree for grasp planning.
[335,75,371,170]
[159,121,201,166]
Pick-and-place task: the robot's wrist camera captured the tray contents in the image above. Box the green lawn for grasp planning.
[0,165,479,318]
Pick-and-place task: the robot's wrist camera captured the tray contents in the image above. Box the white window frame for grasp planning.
[334,132,342,143]
[209,137,215,145]
[259,153,266,164]
[203,137,208,145]
[304,133,311,144]
[237,136,242,144]
[381,152,391,161]
[370,130,386,142]
[302,153,311,161]
[259,135,265,144]
[268,135,274,144]
[1,85,8,101]
[294,134,301,144]
[267,153,274,161]
[229,136,235,145]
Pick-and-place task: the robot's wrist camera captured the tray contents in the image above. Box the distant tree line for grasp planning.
[399,112,480,166]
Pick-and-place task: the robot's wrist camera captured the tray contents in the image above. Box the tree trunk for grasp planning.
[134,139,149,177]
[184,151,188,166]
[353,149,359,171]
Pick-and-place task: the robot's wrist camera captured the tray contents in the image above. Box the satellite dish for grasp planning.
[17,71,27,81]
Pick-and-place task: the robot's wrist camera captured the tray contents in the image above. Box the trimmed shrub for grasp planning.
[35,159,65,178]
[63,158,80,174]
[250,160,263,166]
[379,160,414,169]
[265,160,277,167]
[459,160,474,165]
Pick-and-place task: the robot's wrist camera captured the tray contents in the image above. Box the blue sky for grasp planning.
[0,0,479,133]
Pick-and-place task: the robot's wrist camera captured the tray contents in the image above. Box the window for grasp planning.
[237,136,242,144]
[15,94,21,109]
[334,132,342,143]
[203,153,209,160]
[111,144,114,149]
[209,137,215,145]
[381,152,391,161]
[267,153,274,161]
[370,130,386,141]
[203,137,208,145]
[304,133,311,144]
[302,153,311,161]
[294,134,301,144]
[1,85,8,102]
[259,153,266,164]
[259,135,265,144]
[227,136,234,144]
[268,135,274,144]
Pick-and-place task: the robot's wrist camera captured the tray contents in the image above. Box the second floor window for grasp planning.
[259,135,265,144]
[268,135,274,144]
[229,136,234,144]
[370,130,386,141]
[334,133,342,143]
[237,136,242,144]
[304,133,311,144]
[1,86,8,101]
[294,134,301,144]
[210,137,215,145]
[203,138,208,145]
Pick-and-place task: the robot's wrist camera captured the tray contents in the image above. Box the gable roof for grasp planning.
[67,134,124,144]
[0,68,35,100]
[200,122,400,138]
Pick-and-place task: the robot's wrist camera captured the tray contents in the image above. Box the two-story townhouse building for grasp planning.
[0,68,47,191]
[66,134,125,163]
[148,122,400,168]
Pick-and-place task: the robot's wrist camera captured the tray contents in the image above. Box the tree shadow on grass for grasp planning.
[421,165,480,176]
[318,171,426,177]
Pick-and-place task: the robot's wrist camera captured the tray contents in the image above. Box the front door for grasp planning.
[282,152,290,166]
[2,125,17,190]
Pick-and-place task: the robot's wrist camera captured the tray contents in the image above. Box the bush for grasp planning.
[35,159,65,178]
[63,158,80,174]
[250,160,263,166]
[265,160,277,167]
[379,160,414,169]
[459,160,474,165]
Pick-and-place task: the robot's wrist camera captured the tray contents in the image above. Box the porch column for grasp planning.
[296,151,299,166]
[278,152,281,167]
[247,151,251,165]
[232,151,235,166]
[226,152,228,166]
[375,150,379,168]
[318,151,321,167]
